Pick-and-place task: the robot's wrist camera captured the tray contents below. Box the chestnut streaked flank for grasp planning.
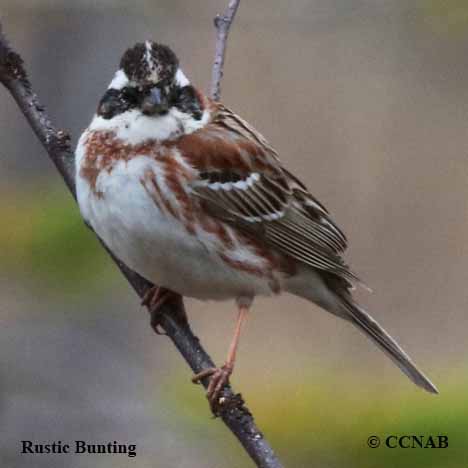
[75,40,438,412]
[0,10,278,464]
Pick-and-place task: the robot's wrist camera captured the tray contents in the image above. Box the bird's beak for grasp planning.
[141,87,169,115]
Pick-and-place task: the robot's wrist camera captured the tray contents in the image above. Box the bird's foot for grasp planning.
[141,286,185,334]
[192,364,235,415]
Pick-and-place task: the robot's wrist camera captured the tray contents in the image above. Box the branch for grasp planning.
[0,11,283,468]
[210,0,241,101]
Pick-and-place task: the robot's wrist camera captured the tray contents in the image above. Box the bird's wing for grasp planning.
[182,103,361,285]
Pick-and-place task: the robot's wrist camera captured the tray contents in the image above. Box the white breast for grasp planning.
[75,130,276,300]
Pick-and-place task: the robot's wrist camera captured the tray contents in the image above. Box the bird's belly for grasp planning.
[76,161,272,300]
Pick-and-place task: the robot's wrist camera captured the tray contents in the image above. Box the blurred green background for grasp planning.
[1,1,468,467]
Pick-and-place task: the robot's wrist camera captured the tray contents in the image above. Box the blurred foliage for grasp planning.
[421,0,468,36]
[0,186,113,293]
[167,370,468,468]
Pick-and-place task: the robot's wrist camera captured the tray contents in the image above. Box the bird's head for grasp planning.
[93,41,207,140]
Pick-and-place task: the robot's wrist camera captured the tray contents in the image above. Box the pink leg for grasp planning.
[192,303,249,414]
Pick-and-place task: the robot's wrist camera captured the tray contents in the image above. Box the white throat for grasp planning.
[89,67,209,144]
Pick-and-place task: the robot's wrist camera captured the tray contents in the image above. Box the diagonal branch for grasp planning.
[0,7,283,468]
[210,0,241,101]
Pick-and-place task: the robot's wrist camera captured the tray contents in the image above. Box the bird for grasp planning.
[75,41,438,412]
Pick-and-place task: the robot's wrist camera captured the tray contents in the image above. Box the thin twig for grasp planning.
[0,11,283,468]
[210,0,241,101]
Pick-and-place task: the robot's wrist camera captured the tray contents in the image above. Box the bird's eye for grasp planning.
[97,88,135,119]
[175,85,203,120]
[97,90,120,119]
[121,86,139,104]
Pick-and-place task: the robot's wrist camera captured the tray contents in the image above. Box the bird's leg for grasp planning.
[192,299,250,414]
[141,286,186,335]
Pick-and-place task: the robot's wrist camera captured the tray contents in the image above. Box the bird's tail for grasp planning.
[337,294,438,394]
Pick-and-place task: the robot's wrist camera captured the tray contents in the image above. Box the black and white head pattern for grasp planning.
[96,41,204,121]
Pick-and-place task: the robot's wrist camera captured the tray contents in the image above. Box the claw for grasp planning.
[192,364,233,415]
[191,304,249,415]
[141,286,182,335]
[192,367,217,384]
